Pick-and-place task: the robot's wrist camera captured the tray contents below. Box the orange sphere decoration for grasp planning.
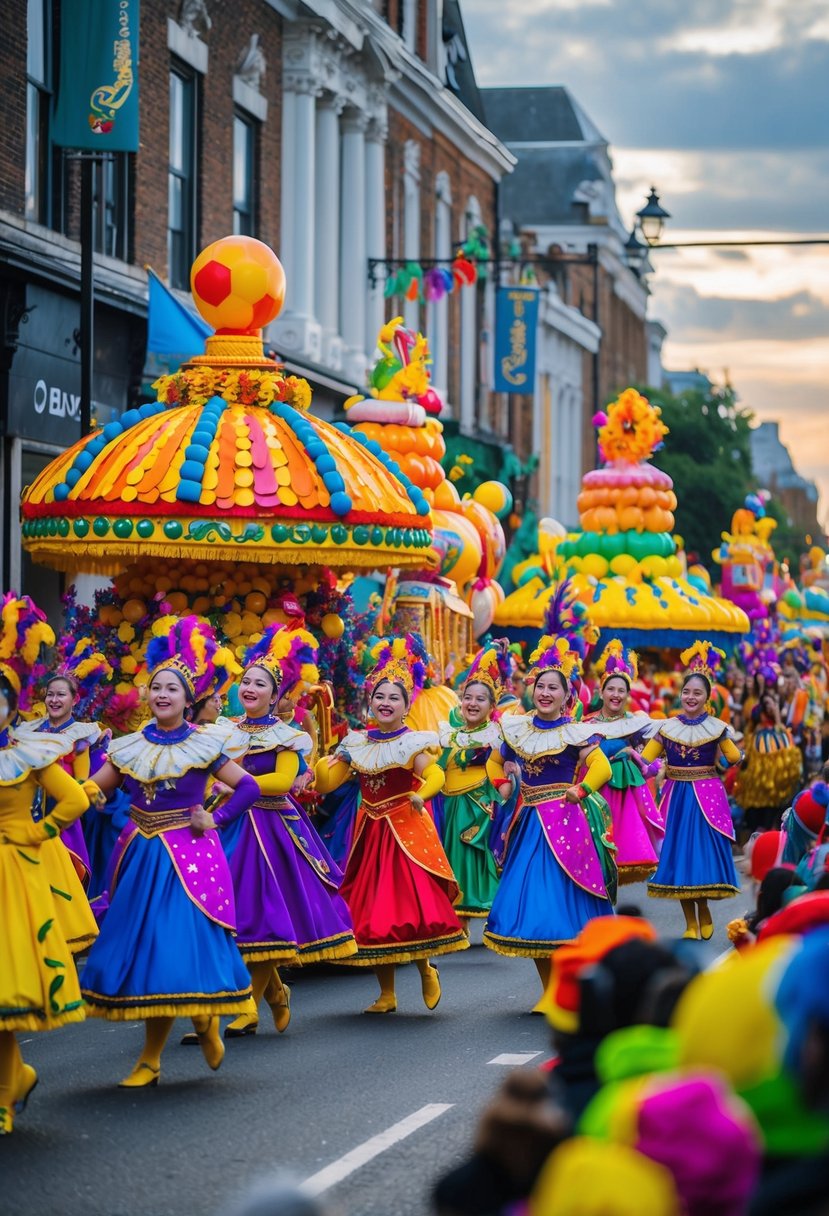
[190,236,286,335]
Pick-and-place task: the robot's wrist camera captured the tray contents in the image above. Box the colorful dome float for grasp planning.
[711,493,784,623]
[19,237,442,729]
[494,388,750,652]
[344,316,510,653]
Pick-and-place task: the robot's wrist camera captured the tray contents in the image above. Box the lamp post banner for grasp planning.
[494,286,539,394]
[53,0,140,152]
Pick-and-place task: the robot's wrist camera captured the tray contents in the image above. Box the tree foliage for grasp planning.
[639,383,755,569]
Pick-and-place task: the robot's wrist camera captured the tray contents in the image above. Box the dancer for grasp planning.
[80,618,259,1087]
[17,641,113,938]
[433,642,507,928]
[0,594,90,1135]
[217,626,356,1040]
[315,636,468,1013]
[644,642,743,939]
[483,634,615,1004]
[587,640,664,884]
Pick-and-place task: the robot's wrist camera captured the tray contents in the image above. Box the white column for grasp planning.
[339,110,368,384]
[364,115,387,359]
[402,140,420,332]
[270,78,322,361]
[279,90,296,288]
[315,93,343,370]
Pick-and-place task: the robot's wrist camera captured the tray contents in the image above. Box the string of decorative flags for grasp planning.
[383,225,491,302]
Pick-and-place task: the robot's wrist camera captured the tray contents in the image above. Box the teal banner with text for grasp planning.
[53,0,140,152]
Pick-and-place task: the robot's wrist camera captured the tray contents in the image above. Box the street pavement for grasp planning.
[3,883,738,1216]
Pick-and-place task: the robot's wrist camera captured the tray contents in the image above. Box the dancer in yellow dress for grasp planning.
[0,594,91,1136]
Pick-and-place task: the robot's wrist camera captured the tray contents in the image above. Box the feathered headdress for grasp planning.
[460,638,512,702]
[144,615,231,702]
[243,624,319,700]
[528,635,582,690]
[366,635,428,702]
[543,580,599,663]
[594,639,638,689]
[680,640,726,690]
[0,593,55,711]
[48,637,113,717]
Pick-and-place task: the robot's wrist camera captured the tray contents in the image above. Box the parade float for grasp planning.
[344,316,510,656]
[711,493,784,623]
[19,237,442,735]
[494,388,750,653]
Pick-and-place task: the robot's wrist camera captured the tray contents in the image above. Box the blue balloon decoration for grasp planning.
[120,409,141,429]
[180,460,205,482]
[75,451,93,472]
[176,481,202,503]
[54,484,69,501]
[66,468,81,486]
[185,444,211,463]
[329,491,352,516]
[102,421,122,441]
[323,472,346,493]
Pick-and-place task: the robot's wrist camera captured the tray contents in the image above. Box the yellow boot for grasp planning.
[119,1017,173,1088]
[365,964,397,1013]
[416,960,442,1011]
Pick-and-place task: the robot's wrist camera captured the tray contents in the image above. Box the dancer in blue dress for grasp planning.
[483,633,614,1005]
[81,618,259,1088]
[643,642,743,940]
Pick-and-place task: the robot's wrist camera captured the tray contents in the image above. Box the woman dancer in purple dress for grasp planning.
[81,619,259,1087]
[218,626,356,1039]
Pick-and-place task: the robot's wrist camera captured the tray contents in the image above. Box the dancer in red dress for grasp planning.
[315,636,468,1013]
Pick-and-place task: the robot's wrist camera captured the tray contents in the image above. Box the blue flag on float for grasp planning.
[494,286,540,394]
[146,268,211,364]
[53,0,140,152]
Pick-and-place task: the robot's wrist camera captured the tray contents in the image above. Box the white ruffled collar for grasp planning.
[584,711,657,741]
[340,729,439,773]
[107,721,232,782]
[0,730,75,785]
[438,719,503,751]
[500,714,599,759]
[16,717,103,747]
[655,715,733,746]
[230,715,312,756]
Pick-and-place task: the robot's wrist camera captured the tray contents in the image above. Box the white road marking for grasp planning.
[488,1051,543,1066]
[300,1103,455,1196]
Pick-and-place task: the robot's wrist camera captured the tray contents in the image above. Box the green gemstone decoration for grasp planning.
[113,518,133,539]
[58,519,69,536]
[92,516,110,537]
[371,526,384,546]
[352,525,369,545]
[331,524,347,544]
[291,524,311,544]
[136,519,154,538]
[73,519,89,538]
[310,524,328,544]
[163,520,183,539]
[271,524,289,543]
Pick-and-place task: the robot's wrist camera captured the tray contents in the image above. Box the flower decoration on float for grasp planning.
[596,388,668,466]
[679,639,727,690]
[594,638,639,689]
[366,635,429,703]
[144,615,233,703]
[0,593,55,711]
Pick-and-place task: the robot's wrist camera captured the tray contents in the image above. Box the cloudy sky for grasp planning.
[465,0,829,527]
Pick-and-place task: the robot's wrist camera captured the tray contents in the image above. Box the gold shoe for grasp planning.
[421,965,441,1011]
[682,926,701,940]
[0,1106,13,1135]
[118,1062,160,1089]
[364,994,397,1014]
[699,915,714,941]
[269,983,291,1034]
[195,1018,225,1071]
[13,1065,38,1114]
[224,1014,259,1039]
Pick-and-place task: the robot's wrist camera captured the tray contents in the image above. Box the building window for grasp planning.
[25,0,51,223]
[92,155,134,261]
[232,112,258,236]
[168,62,199,289]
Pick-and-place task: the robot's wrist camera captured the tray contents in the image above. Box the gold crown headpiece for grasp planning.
[366,635,428,701]
[595,639,638,689]
[243,625,319,698]
[679,639,726,689]
[527,634,582,688]
[462,640,510,702]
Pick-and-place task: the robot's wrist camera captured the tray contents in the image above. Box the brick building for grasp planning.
[0,0,514,606]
